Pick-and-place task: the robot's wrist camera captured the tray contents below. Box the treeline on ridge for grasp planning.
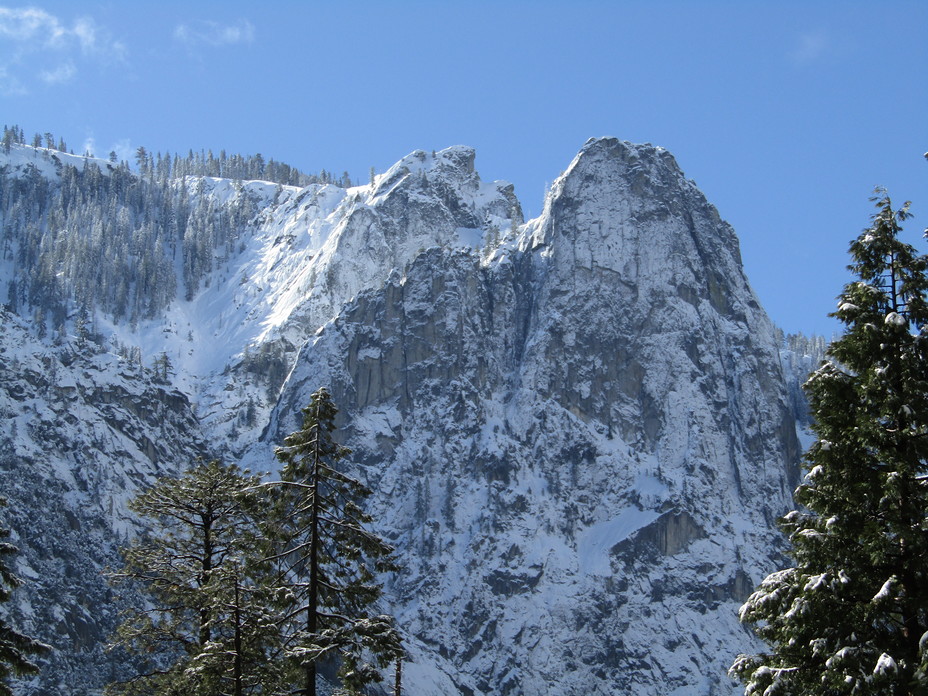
[0,124,356,332]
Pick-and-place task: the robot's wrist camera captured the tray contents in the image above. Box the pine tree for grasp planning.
[731,190,928,695]
[0,498,49,696]
[269,388,403,696]
[107,460,285,696]
[151,351,174,384]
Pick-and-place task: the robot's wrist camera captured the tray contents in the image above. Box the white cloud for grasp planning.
[174,19,255,47]
[0,6,107,52]
[789,32,829,66]
[108,138,133,164]
[39,60,75,84]
[81,136,95,157]
[0,6,57,42]
[0,5,126,92]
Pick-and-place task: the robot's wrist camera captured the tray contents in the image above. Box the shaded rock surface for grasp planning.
[1,139,802,695]
[262,139,800,695]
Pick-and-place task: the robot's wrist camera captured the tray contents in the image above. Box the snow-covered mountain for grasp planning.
[0,137,802,694]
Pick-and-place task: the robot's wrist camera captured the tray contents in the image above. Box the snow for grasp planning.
[0,143,117,179]
[884,312,907,327]
[400,658,468,695]
[805,465,824,480]
[456,226,484,248]
[873,652,897,675]
[577,508,661,575]
[872,576,894,602]
[0,136,799,696]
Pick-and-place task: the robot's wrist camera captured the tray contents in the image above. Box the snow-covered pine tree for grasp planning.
[269,388,403,696]
[0,498,49,696]
[731,189,928,695]
[107,460,285,696]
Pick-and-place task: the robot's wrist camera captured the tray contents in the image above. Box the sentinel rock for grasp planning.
[1,138,801,695]
[265,138,800,694]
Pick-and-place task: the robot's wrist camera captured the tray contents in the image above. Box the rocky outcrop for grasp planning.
[0,312,208,695]
[261,139,800,695]
[196,146,521,457]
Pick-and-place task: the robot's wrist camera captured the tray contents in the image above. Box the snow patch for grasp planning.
[577,508,661,575]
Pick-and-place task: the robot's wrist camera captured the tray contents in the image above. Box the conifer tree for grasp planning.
[108,460,285,696]
[731,190,928,694]
[269,388,402,696]
[0,498,49,696]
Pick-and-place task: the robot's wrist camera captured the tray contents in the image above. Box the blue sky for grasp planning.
[1,1,926,337]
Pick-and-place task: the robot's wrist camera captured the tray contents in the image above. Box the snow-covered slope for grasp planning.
[262,138,800,695]
[0,139,800,695]
[70,145,522,456]
[0,310,207,693]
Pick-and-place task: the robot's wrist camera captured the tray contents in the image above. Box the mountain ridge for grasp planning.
[1,136,802,694]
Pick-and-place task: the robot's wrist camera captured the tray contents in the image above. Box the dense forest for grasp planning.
[1,124,354,332]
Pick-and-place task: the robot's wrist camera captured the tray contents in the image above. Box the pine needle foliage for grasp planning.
[0,498,49,696]
[731,190,928,695]
[107,459,286,696]
[269,387,403,696]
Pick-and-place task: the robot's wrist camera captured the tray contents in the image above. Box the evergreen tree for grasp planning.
[151,351,174,384]
[107,460,285,696]
[731,190,928,695]
[269,388,402,696]
[0,498,49,696]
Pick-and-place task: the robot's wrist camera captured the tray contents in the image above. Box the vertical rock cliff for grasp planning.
[0,138,800,695]
[264,138,800,694]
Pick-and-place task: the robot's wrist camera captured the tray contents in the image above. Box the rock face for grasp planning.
[1,138,800,695]
[264,138,800,695]
[0,312,207,695]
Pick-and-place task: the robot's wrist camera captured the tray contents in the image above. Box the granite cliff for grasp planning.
[0,137,801,694]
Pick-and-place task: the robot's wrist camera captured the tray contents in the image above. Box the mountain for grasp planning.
[0,136,802,694]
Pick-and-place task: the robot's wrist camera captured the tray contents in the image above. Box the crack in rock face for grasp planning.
[1,139,800,696]
[267,139,798,695]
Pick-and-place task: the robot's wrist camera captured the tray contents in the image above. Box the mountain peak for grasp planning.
[566,136,685,191]
[375,145,477,191]
[1,133,799,696]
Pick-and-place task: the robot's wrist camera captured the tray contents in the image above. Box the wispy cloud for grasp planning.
[174,19,255,47]
[108,138,133,163]
[39,60,76,84]
[0,5,126,93]
[788,32,829,66]
[0,6,124,55]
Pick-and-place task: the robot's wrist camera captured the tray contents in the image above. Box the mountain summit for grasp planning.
[0,138,799,695]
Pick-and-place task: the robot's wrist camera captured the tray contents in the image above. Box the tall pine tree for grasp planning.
[0,498,49,696]
[107,460,285,696]
[731,190,928,694]
[269,388,402,696]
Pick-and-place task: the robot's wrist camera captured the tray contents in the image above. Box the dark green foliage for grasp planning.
[150,352,174,385]
[239,340,293,404]
[269,388,403,696]
[109,392,403,696]
[0,498,49,696]
[731,191,928,694]
[107,460,285,696]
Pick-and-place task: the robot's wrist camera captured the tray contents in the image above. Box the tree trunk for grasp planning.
[199,511,214,648]
[307,414,321,696]
[234,575,243,696]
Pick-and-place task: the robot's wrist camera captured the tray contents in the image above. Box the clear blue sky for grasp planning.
[2,1,926,337]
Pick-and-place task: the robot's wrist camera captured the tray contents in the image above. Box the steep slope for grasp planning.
[261,138,800,695]
[0,310,208,695]
[0,138,801,695]
[117,147,520,456]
